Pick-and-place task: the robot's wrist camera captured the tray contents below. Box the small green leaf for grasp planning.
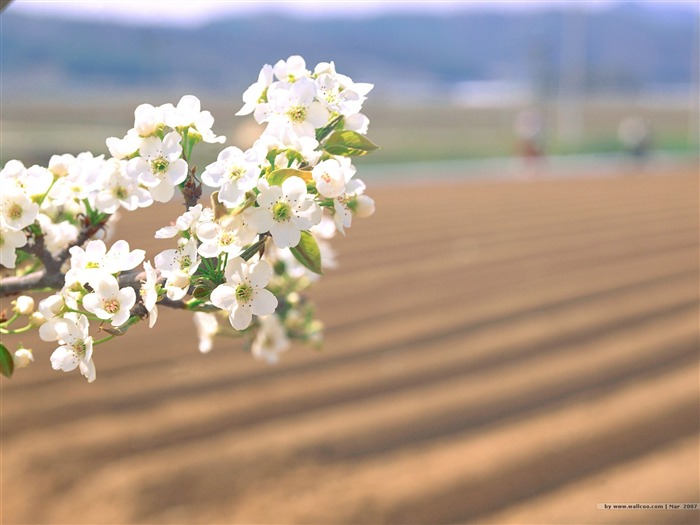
[239,237,268,261]
[1,344,15,379]
[315,115,344,141]
[266,168,312,186]
[322,130,379,157]
[290,231,323,275]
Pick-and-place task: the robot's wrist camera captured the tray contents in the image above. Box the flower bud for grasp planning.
[29,312,47,327]
[13,348,34,369]
[353,195,375,218]
[168,271,190,289]
[13,295,35,315]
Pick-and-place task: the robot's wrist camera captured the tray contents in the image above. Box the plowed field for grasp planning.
[2,166,699,524]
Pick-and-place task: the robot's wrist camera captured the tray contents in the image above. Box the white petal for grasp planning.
[257,185,283,209]
[243,207,273,235]
[149,181,176,203]
[111,308,131,327]
[166,159,188,185]
[81,292,102,316]
[210,284,237,311]
[230,305,252,331]
[155,225,179,239]
[117,287,137,312]
[50,346,80,372]
[270,221,301,249]
[148,305,158,328]
[251,288,278,316]
[139,136,163,160]
[282,176,307,204]
[247,260,272,288]
[79,357,96,383]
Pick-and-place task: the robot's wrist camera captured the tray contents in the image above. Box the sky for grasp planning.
[3,0,661,27]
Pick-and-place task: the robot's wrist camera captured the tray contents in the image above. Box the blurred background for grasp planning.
[1,0,698,170]
[1,1,699,524]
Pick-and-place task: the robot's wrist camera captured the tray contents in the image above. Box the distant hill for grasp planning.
[0,3,697,100]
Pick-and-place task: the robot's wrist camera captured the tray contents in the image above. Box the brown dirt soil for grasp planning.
[1,166,699,524]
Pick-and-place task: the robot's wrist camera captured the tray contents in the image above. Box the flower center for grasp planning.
[7,203,23,221]
[272,201,292,222]
[114,186,129,199]
[103,298,120,314]
[74,340,87,357]
[178,255,192,269]
[235,282,254,303]
[286,105,307,124]
[227,167,244,180]
[220,231,235,246]
[150,156,169,174]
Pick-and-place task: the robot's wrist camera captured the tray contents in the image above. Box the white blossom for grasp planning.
[251,314,290,364]
[133,102,170,137]
[37,294,66,342]
[13,295,35,315]
[256,77,330,139]
[0,188,39,231]
[314,69,373,117]
[166,95,225,144]
[236,64,273,116]
[312,158,347,198]
[140,261,160,328]
[106,129,143,159]
[82,274,136,327]
[47,152,104,210]
[244,176,321,248]
[210,257,277,331]
[196,214,257,259]
[49,313,96,383]
[36,214,79,257]
[193,312,219,353]
[273,55,310,82]
[0,224,28,269]
[126,131,188,203]
[66,239,145,286]
[13,348,34,369]
[154,204,213,239]
[200,146,262,207]
[0,160,54,197]
[94,158,153,214]
[331,178,372,235]
[163,270,191,301]
[154,237,200,278]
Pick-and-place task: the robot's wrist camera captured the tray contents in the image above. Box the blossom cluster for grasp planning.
[0,56,376,381]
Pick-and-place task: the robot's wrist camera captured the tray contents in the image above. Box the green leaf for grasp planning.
[290,231,323,275]
[322,130,379,157]
[239,237,268,261]
[266,168,312,186]
[315,115,344,141]
[0,344,14,379]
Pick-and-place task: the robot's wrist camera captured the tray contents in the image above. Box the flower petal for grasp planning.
[251,288,278,316]
[230,305,253,331]
[210,284,237,311]
[248,260,273,288]
[50,345,80,372]
[270,220,301,249]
